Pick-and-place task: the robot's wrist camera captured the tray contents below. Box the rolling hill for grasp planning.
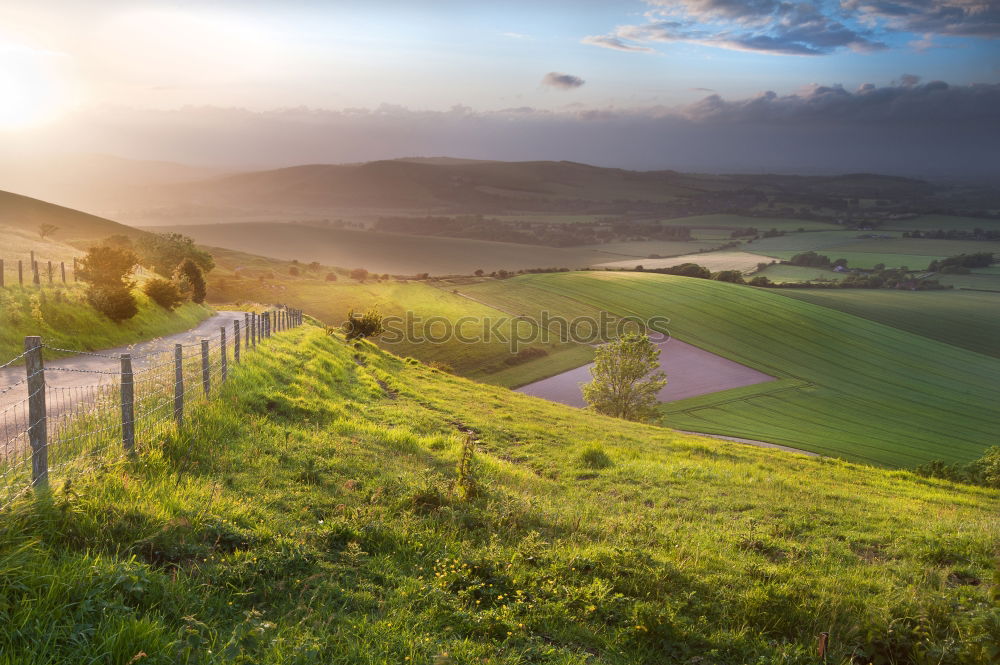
[462,272,1000,467]
[0,189,145,244]
[2,322,996,664]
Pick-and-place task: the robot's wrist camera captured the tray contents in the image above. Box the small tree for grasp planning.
[143,278,184,310]
[325,272,338,282]
[350,268,369,282]
[583,333,667,422]
[174,258,207,304]
[76,245,139,322]
[343,307,384,340]
[38,223,59,240]
[713,270,745,284]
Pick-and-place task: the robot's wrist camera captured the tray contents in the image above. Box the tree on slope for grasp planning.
[583,333,667,422]
[174,258,207,304]
[76,246,139,322]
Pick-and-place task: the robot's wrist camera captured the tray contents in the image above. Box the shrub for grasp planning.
[143,278,183,310]
[86,285,138,322]
[174,258,207,304]
[714,270,746,284]
[288,266,300,276]
[350,268,369,282]
[325,272,338,282]
[343,308,384,340]
[659,263,711,279]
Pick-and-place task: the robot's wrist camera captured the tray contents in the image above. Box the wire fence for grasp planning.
[0,251,76,288]
[0,306,303,510]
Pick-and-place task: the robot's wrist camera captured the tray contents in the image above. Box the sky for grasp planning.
[1,0,998,177]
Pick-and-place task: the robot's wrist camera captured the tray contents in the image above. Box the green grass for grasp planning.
[753,235,1000,270]
[936,269,1000,292]
[658,214,839,232]
[880,215,1000,232]
[773,289,1000,358]
[462,272,1000,467]
[1,325,997,664]
[207,262,590,385]
[0,284,211,362]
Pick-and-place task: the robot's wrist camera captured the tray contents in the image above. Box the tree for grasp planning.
[343,308,384,340]
[713,270,745,284]
[583,333,667,422]
[350,268,369,282]
[76,246,139,322]
[38,223,59,240]
[325,272,338,282]
[137,233,214,277]
[143,278,183,310]
[174,258,207,304]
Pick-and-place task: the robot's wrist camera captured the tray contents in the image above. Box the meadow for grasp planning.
[462,272,1000,467]
[753,235,1000,270]
[1,324,996,664]
[752,264,846,283]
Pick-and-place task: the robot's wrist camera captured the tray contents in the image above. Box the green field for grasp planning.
[3,324,997,664]
[658,214,838,232]
[462,272,1000,467]
[753,264,846,283]
[774,289,1000,358]
[753,235,1000,270]
[936,268,1000,292]
[880,214,1000,231]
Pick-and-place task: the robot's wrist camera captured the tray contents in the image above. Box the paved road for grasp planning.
[0,310,249,420]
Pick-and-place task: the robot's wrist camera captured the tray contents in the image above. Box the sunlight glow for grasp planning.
[0,42,65,130]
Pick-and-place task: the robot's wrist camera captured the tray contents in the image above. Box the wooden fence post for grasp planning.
[201,339,210,396]
[32,261,39,286]
[243,313,250,349]
[47,261,53,285]
[25,336,47,488]
[73,257,78,281]
[220,327,228,383]
[234,320,241,364]
[18,260,23,286]
[60,262,66,284]
[0,258,4,288]
[174,344,184,428]
[120,354,135,456]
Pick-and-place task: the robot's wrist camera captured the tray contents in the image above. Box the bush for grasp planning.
[350,268,369,282]
[86,285,138,322]
[174,258,207,304]
[714,270,746,284]
[659,263,711,279]
[343,308,384,340]
[143,278,184,310]
[325,272,338,282]
[288,266,300,276]
[578,445,613,469]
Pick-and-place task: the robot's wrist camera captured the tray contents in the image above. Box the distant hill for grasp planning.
[0,189,144,244]
[134,159,940,217]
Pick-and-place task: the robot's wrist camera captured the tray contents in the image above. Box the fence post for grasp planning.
[73,257,78,281]
[18,260,23,286]
[220,327,228,383]
[0,258,4,288]
[201,339,210,396]
[25,336,47,488]
[47,261,53,285]
[234,320,241,364]
[174,344,184,428]
[243,313,250,349]
[120,353,135,456]
[60,261,66,284]
[32,261,39,286]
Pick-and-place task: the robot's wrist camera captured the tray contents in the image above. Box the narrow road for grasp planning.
[0,310,248,422]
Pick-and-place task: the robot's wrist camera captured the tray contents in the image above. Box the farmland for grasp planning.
[774,289,1000,358]
[593,250,775,272]
[461,271,1000,467]
[2,323,996,664]
[752,234,1000,269]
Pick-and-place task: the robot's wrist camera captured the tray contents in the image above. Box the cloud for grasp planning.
[16,80,999,180]
[581,35,656,52]
[899,73,922,86]
[585,0,999,57]
[542,72,586,89]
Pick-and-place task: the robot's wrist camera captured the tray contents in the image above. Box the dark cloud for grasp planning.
[19,81,999,180]
[899,73,922,86]
[541,72,586,89]
[843,0,1000,38]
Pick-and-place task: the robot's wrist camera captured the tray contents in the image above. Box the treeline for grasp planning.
[914,446,1000,489]
[927,252,994,274]
[374,215,692,247]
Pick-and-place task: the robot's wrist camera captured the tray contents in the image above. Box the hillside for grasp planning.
[0,189,144,244]
[2,323,997,664]
[462,272,1000,467]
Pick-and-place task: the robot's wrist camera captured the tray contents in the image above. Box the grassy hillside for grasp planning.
[774,289,1000,358]
[463,272,1000,467]
[0,284,211,362]
[2,324,997,664]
